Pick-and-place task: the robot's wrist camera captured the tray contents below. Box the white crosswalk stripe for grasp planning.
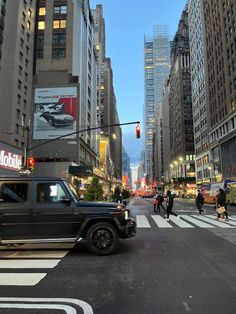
[181,215,215,228]
[0,243,74,286]
[151,215,173,228]
[136,215,151,228]
[135,214,236,229]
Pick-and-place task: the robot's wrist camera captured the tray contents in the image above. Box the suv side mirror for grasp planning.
[60,197,71,205]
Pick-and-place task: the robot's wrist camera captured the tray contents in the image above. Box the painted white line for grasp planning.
[136,215,151,228]
[151,215,173,228]
[227,216,236,222]
[181,215,215,228]
[0,250,69,258]
[0,303,76,314]
[169,216,194,228]
[205,215,236,227]
[0,273,46,286]
[0,298,94,314]
[191,215,235,228]
[0,259,60,268]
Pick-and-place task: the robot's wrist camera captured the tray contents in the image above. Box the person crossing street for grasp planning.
[165,190,179,221]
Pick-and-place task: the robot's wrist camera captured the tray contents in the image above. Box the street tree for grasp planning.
[84,176,103,201]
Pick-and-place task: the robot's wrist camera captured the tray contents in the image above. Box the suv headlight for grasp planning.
[124,210,129,220]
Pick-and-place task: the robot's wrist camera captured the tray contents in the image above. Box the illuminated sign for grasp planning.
[0,150,22,171]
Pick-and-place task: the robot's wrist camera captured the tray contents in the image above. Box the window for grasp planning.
[52,33,66,44]
[27,21,31,30]
[52,48,66,58]
[39,7,46,16]
[37,183,67,203]
[54,6,67,14]
[0,183,28,203]
[37,34,44,45]
[36,49,44,59]
[38,21,45,30]
[53,19,66,29]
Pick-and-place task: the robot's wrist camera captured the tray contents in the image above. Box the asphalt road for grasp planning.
[0,198,236,314]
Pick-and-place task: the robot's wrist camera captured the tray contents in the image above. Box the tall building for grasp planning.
[189,0,236,183]
[0,0,36,150]
[0,0,37,175]
[92,6,122,181]
[144,26,170,185]
[202,0,236,182]
[122,145,132,188]
[33,0,99,177]
[188,0,211,185]
[169,6,195,189]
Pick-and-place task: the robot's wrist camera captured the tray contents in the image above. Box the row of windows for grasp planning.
[39,5,67,16]
[38,19,67,30]
[36,48,66,59]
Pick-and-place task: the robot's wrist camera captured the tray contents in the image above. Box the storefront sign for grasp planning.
[0,150,22,171]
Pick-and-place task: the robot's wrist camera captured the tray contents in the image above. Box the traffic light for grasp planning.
[136,124,141,139]
[27,157,35,173]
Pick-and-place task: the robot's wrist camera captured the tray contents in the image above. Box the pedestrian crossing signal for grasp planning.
[136,125,141,139]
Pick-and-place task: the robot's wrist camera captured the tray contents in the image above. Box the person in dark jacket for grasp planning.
[157,193,166,213]
[195,189,205,215]
[165,190,179,221]
[215,188,229,220]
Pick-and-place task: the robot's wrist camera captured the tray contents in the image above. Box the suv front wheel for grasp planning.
[86,222,118,255]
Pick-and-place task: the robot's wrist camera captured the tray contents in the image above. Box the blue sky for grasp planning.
[90,0,187,163]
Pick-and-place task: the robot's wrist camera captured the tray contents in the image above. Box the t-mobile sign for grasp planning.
[0,150,22,171]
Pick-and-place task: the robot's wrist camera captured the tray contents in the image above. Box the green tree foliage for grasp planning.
[84,176,104,201]
[122,188,130,200]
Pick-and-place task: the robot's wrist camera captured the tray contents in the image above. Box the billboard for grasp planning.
[33,87,77,140]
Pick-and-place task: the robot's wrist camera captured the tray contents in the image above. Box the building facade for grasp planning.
[188,0,211,185]
[168,6,195,192]
[0,0,36,155]
[144,26,170,185]
[202,0,236,182]
[32,0,99,177]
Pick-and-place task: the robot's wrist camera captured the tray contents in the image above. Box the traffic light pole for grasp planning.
[28,121,140,153]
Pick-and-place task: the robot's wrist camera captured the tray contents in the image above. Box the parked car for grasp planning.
[0,176,136,255]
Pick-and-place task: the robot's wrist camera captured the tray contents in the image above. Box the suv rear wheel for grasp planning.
[86,222,118,255]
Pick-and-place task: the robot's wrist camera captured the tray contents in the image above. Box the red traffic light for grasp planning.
[136,125,141,139]
[27,157,35,172]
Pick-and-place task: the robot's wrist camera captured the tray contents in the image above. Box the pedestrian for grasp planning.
[215,188,229,221]
[165,190,179,221]
[157,193,166,212]
[195,189,205,215]
[153,193,158,212]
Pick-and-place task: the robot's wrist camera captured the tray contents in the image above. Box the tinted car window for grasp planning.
[37,182,67,203]
[0,183,28,203]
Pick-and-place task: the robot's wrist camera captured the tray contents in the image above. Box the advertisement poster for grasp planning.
[33,87,77,140]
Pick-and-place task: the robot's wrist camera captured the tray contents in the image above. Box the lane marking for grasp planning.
[0,297,94,314]
[0,259,60,268]
[191,215,235,228]
[0,250,69,259]
[181,215,215,228]
[0,273,46,286]
[205,215,236,227]
[136,215,151,228]
[169,216,194,228]
[151,215,173,228]
[0,303,76,314]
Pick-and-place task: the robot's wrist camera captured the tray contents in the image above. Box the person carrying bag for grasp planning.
[215,188,229,221]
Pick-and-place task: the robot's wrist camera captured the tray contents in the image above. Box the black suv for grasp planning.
[0,177,136,255]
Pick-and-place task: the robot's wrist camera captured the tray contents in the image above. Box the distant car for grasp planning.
[40,112,74,127]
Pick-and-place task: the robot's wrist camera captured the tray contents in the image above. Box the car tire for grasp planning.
[48,117,55,126]
[86,222,118,255]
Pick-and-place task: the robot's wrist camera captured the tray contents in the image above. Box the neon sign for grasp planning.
[0,150,22,171]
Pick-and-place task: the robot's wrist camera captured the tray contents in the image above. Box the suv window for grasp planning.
[0,183,28,203]
[37,182,67,203]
